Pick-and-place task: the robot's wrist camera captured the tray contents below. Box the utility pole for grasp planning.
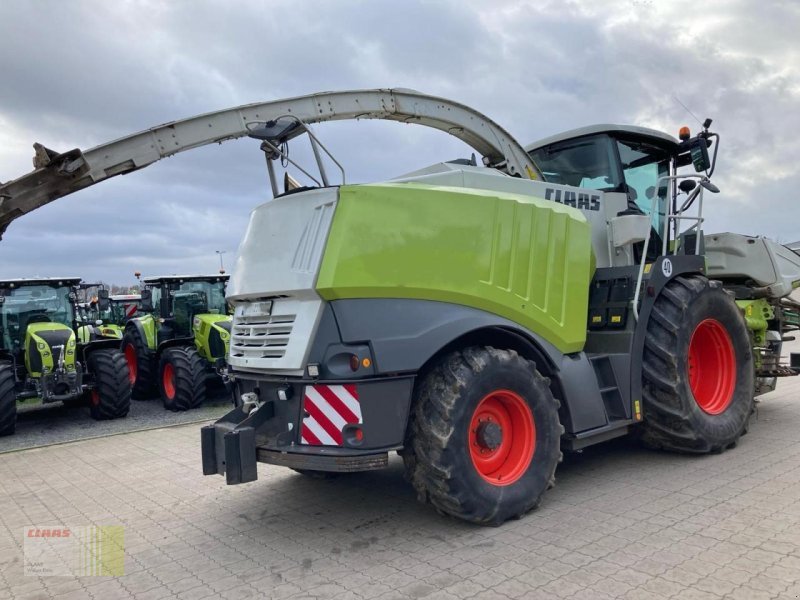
[215,250,227,274]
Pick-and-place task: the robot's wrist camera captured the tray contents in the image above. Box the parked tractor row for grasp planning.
[0,274,232,436]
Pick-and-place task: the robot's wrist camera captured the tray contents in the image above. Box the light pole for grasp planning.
[215,250,227,274]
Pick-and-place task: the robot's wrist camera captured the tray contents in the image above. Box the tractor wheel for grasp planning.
[88,350,131,420]
[123,330,156,399]
[403,347,562,526]
[0,362,17,436]
[641,275,754,453]
[158,347,206,411]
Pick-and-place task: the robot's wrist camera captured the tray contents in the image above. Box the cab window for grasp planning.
[616,139,671,233]
[529,135,622,191]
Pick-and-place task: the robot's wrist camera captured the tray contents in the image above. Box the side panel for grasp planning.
[330,298,609,434]
[128,315,157,350]
[317,183,594,354]
[193,313,232,362]
[331,298,565,374]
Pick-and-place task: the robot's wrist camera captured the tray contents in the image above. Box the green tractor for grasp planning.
[122,275,231,411]
[0,278,131,435]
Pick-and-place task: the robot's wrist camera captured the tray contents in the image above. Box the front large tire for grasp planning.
[404,347,562,526]
[0,362,17,436]
[88,350,131,420]
[641,275,754,453]
[123,330,156,399]
[158,347,206,411]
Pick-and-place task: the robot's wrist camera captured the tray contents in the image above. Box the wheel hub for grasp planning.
[468,389,536,486]
[475,420,503,450]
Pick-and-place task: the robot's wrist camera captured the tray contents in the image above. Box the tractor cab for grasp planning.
[108,295,141,324]
[75,283,123,341]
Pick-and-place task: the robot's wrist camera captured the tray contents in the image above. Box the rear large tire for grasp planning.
[641,275,754,453]
[158,347,206,411]
[88,350,131,420]
[123,330,155,399]
[0,362,17,436]
[403,347,562,526]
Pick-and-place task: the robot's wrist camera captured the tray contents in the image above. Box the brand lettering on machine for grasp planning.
[27,528,71,538]
[545,188,601,211]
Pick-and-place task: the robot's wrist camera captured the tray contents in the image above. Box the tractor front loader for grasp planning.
[0,278,131,435]
[122,275,230,411]
[1,90,798,523]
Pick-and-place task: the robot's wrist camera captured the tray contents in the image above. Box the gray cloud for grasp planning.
[1,0,799,285]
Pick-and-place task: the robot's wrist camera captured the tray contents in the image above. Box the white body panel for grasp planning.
[706,233,800,298]
[227,188,338,374]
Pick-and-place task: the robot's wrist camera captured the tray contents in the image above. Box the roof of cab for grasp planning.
[142,274,229,284]
[0,277,81,287]
[526,124,680,153]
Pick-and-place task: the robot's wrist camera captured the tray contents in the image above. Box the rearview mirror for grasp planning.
[97,289,110,311]
[140,289,154,312]
[690,137,711,172]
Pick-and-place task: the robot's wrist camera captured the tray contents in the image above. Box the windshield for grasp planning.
[108,298,141,324]
[617,139,671,234]
[0,284,74,351]
[170,281,227,315]
[530,135,622,190]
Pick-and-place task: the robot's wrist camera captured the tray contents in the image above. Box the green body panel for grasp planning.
[24,322,77,377]
[77,323,123,343]
[736,299,774,347]
[130,314,158,350]
[193,314,232,362]
[736,298,774,370]
[317,183,594,353]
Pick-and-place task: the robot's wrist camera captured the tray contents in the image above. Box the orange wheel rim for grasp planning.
[688,319,736,415]
[91,390,100,406]
[124,344,137,385]
[468,389,535,486]
[162,363,176,400]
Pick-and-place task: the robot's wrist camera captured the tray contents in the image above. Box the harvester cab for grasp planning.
[0,278,131,435]
[123,274,231,411]
[526,121,800,395]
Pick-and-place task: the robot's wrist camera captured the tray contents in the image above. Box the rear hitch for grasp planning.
[201,399,275,485]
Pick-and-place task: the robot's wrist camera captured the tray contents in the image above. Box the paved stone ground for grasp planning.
[1,353,799,599]
[0,389,231,454]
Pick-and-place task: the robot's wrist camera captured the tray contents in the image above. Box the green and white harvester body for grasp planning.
[122,275,230,411]
[0,278,131,435]
[1,89,798,522]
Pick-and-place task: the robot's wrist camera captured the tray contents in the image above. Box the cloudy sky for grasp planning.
[1,0,798,285]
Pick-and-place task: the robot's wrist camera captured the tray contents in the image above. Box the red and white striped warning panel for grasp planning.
[301,384,362,446]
